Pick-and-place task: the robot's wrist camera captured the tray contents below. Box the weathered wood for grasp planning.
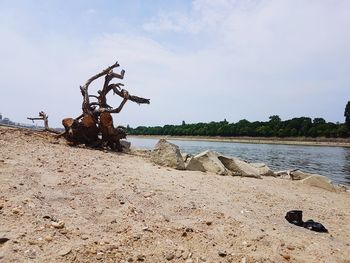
[28,111,61,134]
[62,61,150,151]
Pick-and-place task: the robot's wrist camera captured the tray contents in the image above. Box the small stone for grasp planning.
[142,226,152,232]
[44,236,53,242]
[96,252,104,260]
[12,207,20,214]
[127,257,134,262]
[143,192,155,198]
[28,240,37,245]
[133,234,141,241]
[51,221,65,229]
[137,254,145,261]
[25,249,37,259]
[218,251,227,257]
[58,246,72,256]
[241,257,246,263]
[281,253,291,260]
[81,234,89,240]
[205,221,212,226]
[165,252,175,260]
[59,229,68,235]
[286,245,295,250]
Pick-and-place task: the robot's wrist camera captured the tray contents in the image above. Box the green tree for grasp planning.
[313,118,326,124]
[345,101,350,128]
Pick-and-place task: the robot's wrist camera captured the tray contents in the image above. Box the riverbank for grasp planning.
[129,135,350,148]
[1,127,350,262]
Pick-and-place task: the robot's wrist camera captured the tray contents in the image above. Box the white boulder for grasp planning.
[188,150,228,175]
[300,175,335,192]
[150,139,185,170]
[218,156,273,178]
[185,156,206,172]
[290,170,315,180]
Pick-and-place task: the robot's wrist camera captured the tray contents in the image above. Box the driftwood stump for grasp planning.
[61,61,150,150]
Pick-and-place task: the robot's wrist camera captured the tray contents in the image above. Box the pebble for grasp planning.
[81,234,89,240]
[143,192,155,198]
[241,257,246,263]
[287,245,295,250]
[58,246,72,256]
[12,207,21,214]
[44,236,53,242]
[174,250,183,258]
[205,221,212,226]
[218,251,227,257]
[25,249,37,259]
[51,221,65,229]
[281,253,291,260]
[137,254,145,261]
[96,252,104,260]
[165,252,175,260]
[59,229,68,235]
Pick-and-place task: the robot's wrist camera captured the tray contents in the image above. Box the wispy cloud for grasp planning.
[0,0,349,127]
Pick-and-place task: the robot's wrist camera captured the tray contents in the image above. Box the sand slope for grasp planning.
[0,127,349,263]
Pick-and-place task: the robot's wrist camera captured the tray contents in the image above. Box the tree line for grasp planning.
[127,116,348,138]
[127,102,350,138]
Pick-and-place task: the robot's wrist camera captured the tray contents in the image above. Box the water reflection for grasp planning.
[129,137,350,185]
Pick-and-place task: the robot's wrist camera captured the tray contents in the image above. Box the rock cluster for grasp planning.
[150,139,336,192]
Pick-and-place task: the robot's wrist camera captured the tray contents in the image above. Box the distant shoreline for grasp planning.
[128,135,350,148]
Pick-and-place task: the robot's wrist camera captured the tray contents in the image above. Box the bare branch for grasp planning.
[81,62,120,91]
[80,62,120,114]
[28,111,61,134]
[111,86,150,104]
[98,98,128,114]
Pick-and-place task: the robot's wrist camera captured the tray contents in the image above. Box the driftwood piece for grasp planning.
[62,61,150,151]
[28,111,61,134]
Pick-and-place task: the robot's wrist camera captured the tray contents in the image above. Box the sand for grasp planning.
[0,127,349,263]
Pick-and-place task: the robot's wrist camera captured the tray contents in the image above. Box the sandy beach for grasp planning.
[1,127,350,263]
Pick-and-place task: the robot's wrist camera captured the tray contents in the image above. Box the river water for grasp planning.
[128,137,350,185]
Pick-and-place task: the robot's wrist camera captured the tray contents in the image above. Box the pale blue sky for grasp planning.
[0,0,349,127]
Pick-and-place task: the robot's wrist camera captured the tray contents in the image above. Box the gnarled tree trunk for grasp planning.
[62,61,150,151]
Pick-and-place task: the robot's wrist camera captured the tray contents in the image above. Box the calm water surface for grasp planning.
[128,137,350,185]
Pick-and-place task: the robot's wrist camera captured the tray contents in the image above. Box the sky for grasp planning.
[0,0,349,127]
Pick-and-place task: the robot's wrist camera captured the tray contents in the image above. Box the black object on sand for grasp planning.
[285,210,328,233]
